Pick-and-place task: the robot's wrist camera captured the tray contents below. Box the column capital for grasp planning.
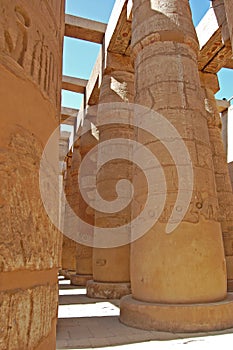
[131,0,199,56]
[199,71,220,94]
[104,52,134,74]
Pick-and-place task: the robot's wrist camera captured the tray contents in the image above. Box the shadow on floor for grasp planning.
[56,280,233,350]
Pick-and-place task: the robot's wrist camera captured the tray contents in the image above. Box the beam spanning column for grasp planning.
[120,0,233,332]
[61,107,79,125]
[86,53,134,299]
[197,0,232,73]
[223,0,233,48]
[65,14,106,44]
[200,72,233,292]
[62,75,87,94]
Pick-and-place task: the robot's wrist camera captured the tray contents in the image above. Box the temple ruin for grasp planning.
[1,0,233,349]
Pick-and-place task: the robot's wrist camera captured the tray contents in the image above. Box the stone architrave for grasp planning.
[0,0,64,348]
[120,0,233,332]
[223,0,233,47]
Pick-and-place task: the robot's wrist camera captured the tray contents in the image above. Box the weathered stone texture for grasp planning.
[121,293,233,332]
[70,273,92,286]
[229,162,233,190]
[61,236,77,271]
[224,0,233,47]
[62,133,95,278]
[87,280,131,299]
[200,72,233,291]
[129,0,226,304]
[92,65,134,286]
[0,127,61,272]
[61,154,78,272]
[0,285,58,350]
[120,0,233,332]
[76,244,93,275]
[0,0,64,348]
[0,0,63,111]
[85,55,134,298]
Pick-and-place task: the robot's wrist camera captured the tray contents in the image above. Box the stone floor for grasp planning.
[56,277,233,350]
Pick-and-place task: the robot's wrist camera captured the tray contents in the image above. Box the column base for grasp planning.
[120,294,233,332]
[59,269,76,280]
[228,279,233,292]
[36,318,56,350]
[87,280,131,299]
[59,269,67,277]
[70,274,93,286]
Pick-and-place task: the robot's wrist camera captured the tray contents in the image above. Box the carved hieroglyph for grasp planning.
[63,136,95,279]
[120,0,233,333]
[62,153,78,272]
[200,72,233,291]
[128,0,226,304]
[0,0,63,113]
[0,0,64,348]
[87,53,134,298]
[0,127,61,272]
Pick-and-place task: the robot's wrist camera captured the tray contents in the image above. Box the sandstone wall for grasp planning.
[0,1,64,349]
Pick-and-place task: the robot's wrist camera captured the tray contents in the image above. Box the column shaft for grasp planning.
[0,0,64,348]
[200,72,233,292]
[70,134,95,286]
[87,53,134,299]
[120,0,233,332]
[131,0,225,304]
[61,154,78,279]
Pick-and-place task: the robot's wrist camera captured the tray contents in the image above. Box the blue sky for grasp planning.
[62,0,233,109]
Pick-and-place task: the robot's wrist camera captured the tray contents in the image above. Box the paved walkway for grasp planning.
[56,277,233,350]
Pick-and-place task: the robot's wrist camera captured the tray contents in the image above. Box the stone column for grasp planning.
[200,72,233,292]
[120,0,233,332]
[69,137,94,286]
[220,104,233,191]
[0,0,64,349]
[61,153,78,279]
[61,236,77,278]
[227,106,233,190]
[221,108,228,155]
[86,53,134,299]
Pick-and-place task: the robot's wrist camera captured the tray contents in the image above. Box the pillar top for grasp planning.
[131,0,199,55]
[199,71,220,94]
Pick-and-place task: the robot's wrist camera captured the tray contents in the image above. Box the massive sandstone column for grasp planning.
[200,72,233,292]
[222,0,233,192]
[70,130,96,286]
[120,0,233,331]
[86,53,134,299]
[0,1,64,349]
[61,153,78,279]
